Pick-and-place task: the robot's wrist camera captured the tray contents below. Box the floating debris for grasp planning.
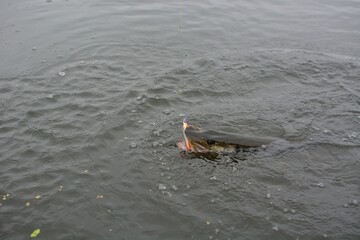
[32,47,37,51]
[215,229,220,235]
[58,71,66,77]
[343,203,349,208]
[83,169,88,174]
[316,182,325,188]
[261,144,267,149]
[158,184,166,191]
[152,141,159,147]
[30,229,40,238]
[209,176,217,180]
[153,130,160,136]
[96,195,104,199]
[232,167,237,173]
[323,129,330,134]
[291,209,296,214]
[129,143,137,148]
[59,186,63,191]
[25,202,30,207]
[283,208,289,213]
[266,193,271,199]
[35,195,40,199]
[206,221,211,225]
[48,94,54,99]
[171,185,178,191]
[350,199,358,206]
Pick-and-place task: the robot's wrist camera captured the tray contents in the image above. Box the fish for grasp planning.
[178,117,277,154]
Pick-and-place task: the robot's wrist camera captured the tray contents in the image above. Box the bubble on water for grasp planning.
[48,94,54,99]
[323,234,327,238]
[323,129,330,134]
[25,202,30,207]
[138,120,143,123]
[343,203,349,208]
[261,144,267,149]
[209,236,213,240]
[129,143,137,148]
[80,61,86,64]
[158,184,166,190]
[347,132,358,139]
[266,193,271,199]
[316,182,325,188]
[247,181,252,185]
[283,208,288,213]
[186,185,190,189]
[58,71,66,77]
[312,126,321,131]
[131,110,136,113]
[162,109,171,115]
[162,191,172,197]
[288,217,292,221]
[152,141,159,147]
[351,199,358,205]
[153,130,160,136]
[183,193,188,197]
[210,176,217,180]
[210,198,216,203]
[215,229,220,235]
[32,47,37,50]
[266,216,270,220]
[171,185,178,191]
[272,226,279,231]
[291,209,296,214]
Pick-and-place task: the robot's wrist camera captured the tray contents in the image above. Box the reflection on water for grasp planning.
[0,0,359,239]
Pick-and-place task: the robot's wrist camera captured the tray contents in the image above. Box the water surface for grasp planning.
[0,0,359,239]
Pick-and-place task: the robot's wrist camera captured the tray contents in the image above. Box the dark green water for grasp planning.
[0,0,359,239]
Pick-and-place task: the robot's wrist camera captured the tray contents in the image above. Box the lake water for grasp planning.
[0,0,359,239]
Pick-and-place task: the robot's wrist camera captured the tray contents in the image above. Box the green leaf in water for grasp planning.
[30,229,40,238]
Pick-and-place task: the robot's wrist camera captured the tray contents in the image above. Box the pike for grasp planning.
[178,117,277,153]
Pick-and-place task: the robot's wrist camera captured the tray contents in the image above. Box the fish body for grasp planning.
[179,118,277,154]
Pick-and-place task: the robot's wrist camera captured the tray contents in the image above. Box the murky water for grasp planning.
[1,0,359,239]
